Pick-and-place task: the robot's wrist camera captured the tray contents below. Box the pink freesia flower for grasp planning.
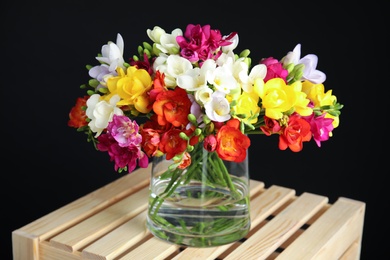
[108,114,142,147]
[97,114,148,172]
[203,135,217,152]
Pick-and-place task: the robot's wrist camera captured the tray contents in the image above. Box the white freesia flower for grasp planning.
[148,26,182,55]
[177,59,216,93]
[164,55,193,87]
[239,63,267,93]
[282,43,301,65]
[95,33,125,72]
[282,43,326,84]
[207,65,238,94]
[158,29,182,54]
[222,33,239,52]
[147,26,166,43]
[176,67,202,91]
[204,91,231,122]
[86,94,123,137]
[195,87,214,104]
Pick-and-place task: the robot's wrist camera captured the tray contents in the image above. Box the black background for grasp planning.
[3,2,384,259]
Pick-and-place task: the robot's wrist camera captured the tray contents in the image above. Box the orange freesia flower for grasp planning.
[149,70,167,105]
[153,87,191,127]
[279,113,312,152]
[68,96,89,128]
[216,119,251,162]
[177,151,191,169]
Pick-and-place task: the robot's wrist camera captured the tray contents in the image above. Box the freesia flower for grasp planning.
[96,33,126,72]
[96,115,148,173]
[279,113,312,152]
[68,23,343,172]
[68,96,88,128]
[303,113,334,147]
[105,66,153,114]
[282,43,326,84]
[85,94,123,137]
[204,91,231,122]
[216,119,250,162]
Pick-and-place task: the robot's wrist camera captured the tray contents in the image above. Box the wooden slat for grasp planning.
[276,197,366,260]
[119,236,181,260]
[12,165,151,260]
[340,241,362,260]
[249,185,296,228]
[39,241,81,260]
[171,243,232,260]
[81,211,150,259]
[224,192,328,260]
[49,187,149,252]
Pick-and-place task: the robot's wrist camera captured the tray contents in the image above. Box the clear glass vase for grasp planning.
[146,141,250,247]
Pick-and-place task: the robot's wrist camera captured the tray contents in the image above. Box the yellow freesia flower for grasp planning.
[105,66,153,114]
[302,80,339,127]
[254,78,312,120]
[233,91,260,124]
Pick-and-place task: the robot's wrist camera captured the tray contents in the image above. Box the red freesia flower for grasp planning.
[159,128,189,160]
[279,113,312,152]
[129,52,154,75]
[68,96,89,128]
[260,116,282,136]
[140,114,172,157]
[216,119,251,162]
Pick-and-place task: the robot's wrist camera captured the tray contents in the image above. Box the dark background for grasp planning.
[3,2,384,259]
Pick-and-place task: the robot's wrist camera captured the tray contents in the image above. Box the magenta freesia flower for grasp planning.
[303,113,334,147]
[176,24,235,63]
[260,57,288,83]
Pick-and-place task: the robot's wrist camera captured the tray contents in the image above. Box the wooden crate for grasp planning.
[12,164,365,260]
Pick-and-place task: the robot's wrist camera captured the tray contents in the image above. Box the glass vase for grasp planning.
[146,141,250,247]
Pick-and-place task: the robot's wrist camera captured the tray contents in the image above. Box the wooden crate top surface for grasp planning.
[12,164,365,260]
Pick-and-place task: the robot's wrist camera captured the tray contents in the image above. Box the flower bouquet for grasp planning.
[68,23,343,247]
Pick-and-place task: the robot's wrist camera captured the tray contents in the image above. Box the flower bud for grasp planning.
[188,114,198,126]
[179,132,189,140]
[137,46,144,56]
[194,128,202,136]
[88,79,99,88]
[239,49,251,58]
[143,42,153,52]
[203,135,217,152]
[203,115,211,124]
[187,145,194,152]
